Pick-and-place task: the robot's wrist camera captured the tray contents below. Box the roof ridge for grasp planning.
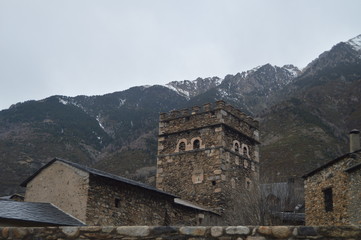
[21,157,178,198]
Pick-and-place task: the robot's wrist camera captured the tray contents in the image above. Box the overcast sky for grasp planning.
[0,0,360,110]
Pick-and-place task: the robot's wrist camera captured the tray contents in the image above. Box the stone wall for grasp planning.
[158,101,259,141]
[86,175,213,226]
[347,167,361,224]
[2,225,361,240]
[24,161,89,222]
[158,147,224,210]
[304,153,361,225]
[219,148,260,225]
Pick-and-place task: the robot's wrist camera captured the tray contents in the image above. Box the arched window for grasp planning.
[234,142,239,152]
[242,144,249,157]
[179,141,186,151]
[233,140,241,153]
[193,139,200,149]
[243,146,248,156]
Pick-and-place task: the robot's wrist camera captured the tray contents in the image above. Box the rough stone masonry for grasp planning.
[2,225,361,240]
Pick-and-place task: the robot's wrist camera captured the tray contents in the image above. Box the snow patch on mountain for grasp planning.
[96,115,105,130]
[242,66,261,78]
[347,34,361,52]
[58,98,69,105]
[119,99,126,107]
[57,97,87,112]
[164,76,222,99]
[283,65,301,78]
[165,84,191,99]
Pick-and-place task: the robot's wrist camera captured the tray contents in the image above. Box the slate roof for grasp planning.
[302,149,361,178]
[20,158,217,214]
[21,158,177,198]
[0,200,85,226]
[174,198,219,215]
[345,162,361,173]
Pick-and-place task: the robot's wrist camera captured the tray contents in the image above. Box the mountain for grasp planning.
[0,34,360,196]
[260,34,361,180]
[164,76,222,99]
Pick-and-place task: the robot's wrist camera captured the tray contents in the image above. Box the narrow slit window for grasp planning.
[115,198,121,208]
[323,187,333,212]
[245,178,252,190]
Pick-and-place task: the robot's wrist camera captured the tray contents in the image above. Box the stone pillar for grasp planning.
[191,106,200,115]
[203,103,212,112]
[215,100,226,109]
[171,110,180,118]
[180,109,189,115]
[159,113,167,121]
[350,129,360,152]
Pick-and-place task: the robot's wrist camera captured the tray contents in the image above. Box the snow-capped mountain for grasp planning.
[180,64,301,115]
[346,34,361,53]
[164,76,222,99]
[1,34,361,195]
[163,64,301,114]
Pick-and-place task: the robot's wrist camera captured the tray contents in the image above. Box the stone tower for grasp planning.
[156,100,260,225]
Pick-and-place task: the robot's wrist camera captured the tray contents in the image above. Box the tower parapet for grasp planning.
[159,101,259,141]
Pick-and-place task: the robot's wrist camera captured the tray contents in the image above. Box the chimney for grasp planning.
[349,129,360,152]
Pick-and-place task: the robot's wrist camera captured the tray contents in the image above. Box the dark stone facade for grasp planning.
[304,150,361,225]
[86,175,215,226]
[21,158,218,226]
[156,101,260,225]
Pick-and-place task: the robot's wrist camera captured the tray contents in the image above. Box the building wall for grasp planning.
[304,153,361,226]
[347,169,361,224]
[305,161,349,225]
[156,101,260,225]
[219,148,260,225]
[86,175,213,226]
[24,161,89,222]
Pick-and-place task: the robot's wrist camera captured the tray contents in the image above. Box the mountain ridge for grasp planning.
[1,34,361,195]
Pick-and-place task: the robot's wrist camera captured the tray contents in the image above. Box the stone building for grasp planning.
[20,158,218,226]
[156,100,261,225]
[303,129,361,225]
[11,100,260,226]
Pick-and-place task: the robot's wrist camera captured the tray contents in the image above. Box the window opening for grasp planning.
[245,178,252,190]
[323,187,333,212]
[115,198,121,208]
[234,143,239,152]
[193,139,200,149]
[212,181,216,186]
[243,146,248,156]
[179,141,186,151]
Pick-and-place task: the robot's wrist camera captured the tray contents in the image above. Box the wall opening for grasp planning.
[193,139,200,149]
[234,143,239,152]
[179,142,186,151]
[115,198,121,208]
[323,187,333,212]
[243,146,248,156]
[245,178,252,191]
